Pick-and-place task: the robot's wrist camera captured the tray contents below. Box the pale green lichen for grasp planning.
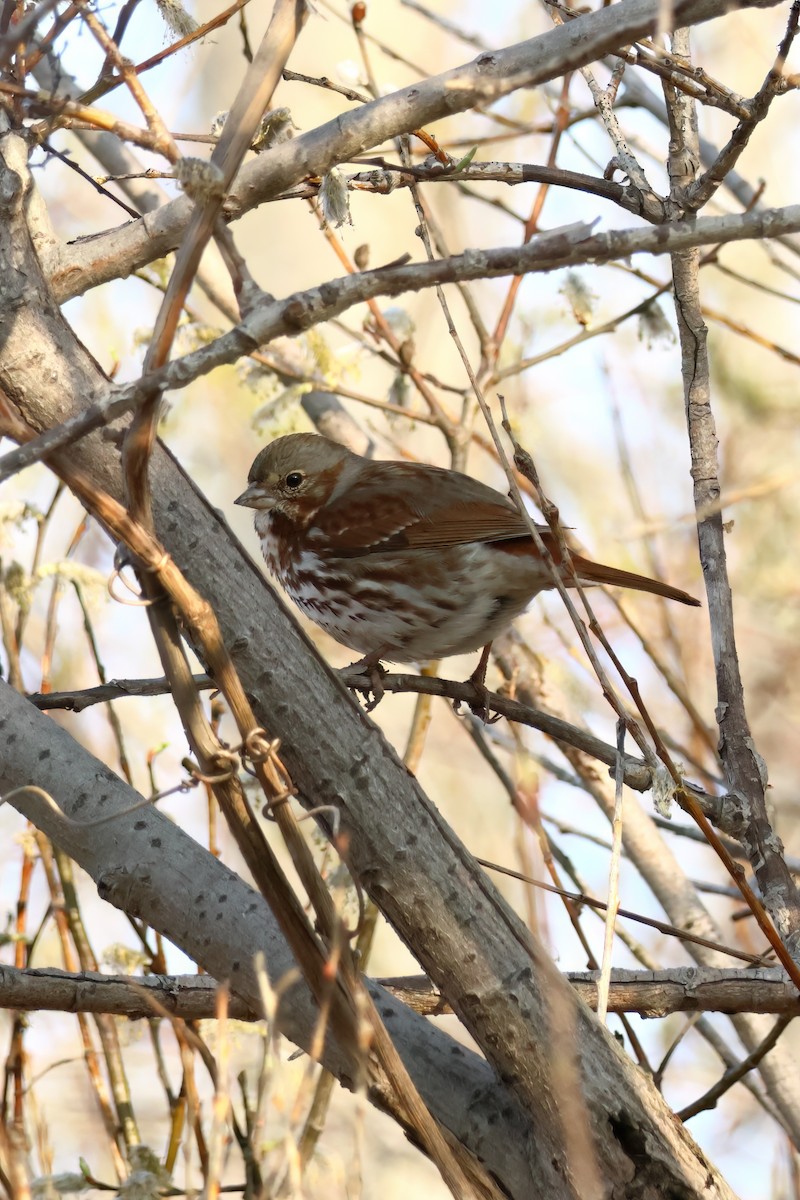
[560,271,596,329]
[319,168,352,229]
[252,107,297,153]
[154,0,197,37]
[32,1174,89,1198]
[638,300,675,348]
[173,157,225,202]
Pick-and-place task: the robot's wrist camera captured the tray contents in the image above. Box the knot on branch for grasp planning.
[0,162,23,215]
[174,157,226,202]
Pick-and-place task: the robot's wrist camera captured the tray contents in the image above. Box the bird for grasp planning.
[235,433,699,671]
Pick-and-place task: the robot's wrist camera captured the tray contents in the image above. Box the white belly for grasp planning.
[255,512,536,661]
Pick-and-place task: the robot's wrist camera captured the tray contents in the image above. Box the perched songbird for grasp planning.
[235,433,699,668]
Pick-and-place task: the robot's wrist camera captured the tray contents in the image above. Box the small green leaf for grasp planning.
[452,146,478,172]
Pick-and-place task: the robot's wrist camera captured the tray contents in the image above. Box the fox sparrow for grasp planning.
[235,433,699,666]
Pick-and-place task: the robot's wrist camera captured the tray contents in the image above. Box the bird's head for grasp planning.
[235,433,355,525]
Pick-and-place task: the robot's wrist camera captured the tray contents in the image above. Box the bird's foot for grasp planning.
[341,655,387,711]
[463,677,502,724]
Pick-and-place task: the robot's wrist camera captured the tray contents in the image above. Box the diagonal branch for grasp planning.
[125,0,309,530]
[678,1016,793,1121]
[667,28,800,972]
[0,684,533,1198]
[685,1,800,212]
[12,201,800,488]
[50,0,784,300]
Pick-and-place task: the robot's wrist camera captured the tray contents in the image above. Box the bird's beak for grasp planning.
[234,483,274,510]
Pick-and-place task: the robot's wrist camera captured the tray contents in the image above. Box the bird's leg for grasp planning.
[470,642,492,690]
[460,642,498,723]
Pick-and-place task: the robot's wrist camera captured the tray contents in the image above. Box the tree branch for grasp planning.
[6,201,799,487]
[2,965,797,1021]
[50,0,783,300]
[381,968,800,1018]
[25,667,743,833]
[0,682,535,1198]
[26,674,213,710]
[668,29,800,970]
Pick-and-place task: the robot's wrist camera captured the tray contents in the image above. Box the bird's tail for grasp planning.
[571,555,701,607]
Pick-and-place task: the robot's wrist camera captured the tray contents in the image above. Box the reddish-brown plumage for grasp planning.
[235,433,699,664]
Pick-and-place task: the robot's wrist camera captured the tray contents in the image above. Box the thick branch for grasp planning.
[0,683,534,1197]
[6,202,799,487]
[382,968,800,1018]
[50,0,783,300]
[2,965,797,1020]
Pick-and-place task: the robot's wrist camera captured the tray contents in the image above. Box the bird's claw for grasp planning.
[455,679,501,724]
[341,658,387,711]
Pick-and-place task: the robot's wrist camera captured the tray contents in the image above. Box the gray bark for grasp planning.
[0,684,535,1197]
[50,0,784,300]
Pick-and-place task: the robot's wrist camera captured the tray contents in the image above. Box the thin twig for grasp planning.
[678,1015,793,1120]
[668,26,800,978]
[26,674,213,711]
[597,722,626,1023]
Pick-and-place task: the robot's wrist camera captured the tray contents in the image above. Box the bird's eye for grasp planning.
[285,471,304,489]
